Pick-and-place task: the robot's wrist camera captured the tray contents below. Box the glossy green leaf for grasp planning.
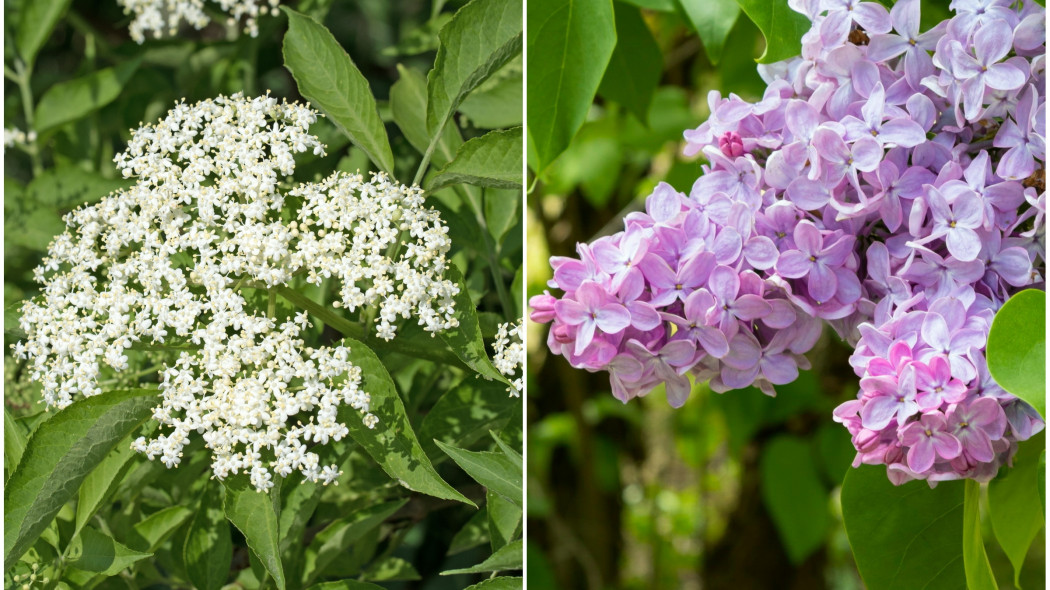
[419,378,519,459]
[4,407,26,478]
[439,264,514,388]
[338,336,473,505]
[842,465,965,590]
[989,431,1045,586]
[484,187,522,243]
[426,0,523,135]
[987,289,1045,417]
[16,0,71,67]
[676,0,740,65]
[464,578,523,590]
[67,526,151,576]
[4,388,159,570]
[74,434,137,537]
[306,580,386,590]
[436,440,522,508]
[733,0,810,63]
[428,127,523,191]
[441,539,522,575]
[963,479,998,590]
[390,64,463,168]
[527,0,615,172]
[487,490,521,551]
[282,7,394,174]
[301,499,407,586]
[129,505,192,553]
[459,56,523,129]
[598,3,662,123]
[184,483,233,590]
[223,476,286,590]
[759,435,828,564]
[34,59,141,133]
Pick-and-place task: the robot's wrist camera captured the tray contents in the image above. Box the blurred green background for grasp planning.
[524,2,1046,588]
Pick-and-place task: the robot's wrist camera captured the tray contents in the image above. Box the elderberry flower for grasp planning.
[16,93,459,491]
[533,0,1046,486]
[493,319,524,396]
[117,0,280,43]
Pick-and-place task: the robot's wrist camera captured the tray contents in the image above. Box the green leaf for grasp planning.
[487,490,521,551]
[842,465,966,590]
[223,476,286,590]
[527,0,616,173]
[733,0,810,63]
[465,578,523,590]
[676,0,740,65]
[74,434,137,537]
[66,526,151,576]
[16,0,72,67]
[426,0,523,136]
[987,289,1045,417]
[491,430,523,470]
[301,499,407,586]
[597,3,662,123]
[337,336,473,505]
[759,435,828,564]
[34,59,141,133]
[184,483,232,590]
[306,581,386,590]
[439,264,514,388]
[989,431,1045,587]
[436,440,522,508]
[419,378,520,459]
[484,188,522,244]
[459,55,523,129]
[23,165,133,210]
[129,505,192,553]
[3,388,159,570]
[963,479,999,590]
[428,127,523,191]
[4,407,27,479]
[5,207,65,251]
[390,64,463,168]
[282,7,395,174]
[449,508,491,554]
[362,557,421,581]
[441,539,522,575]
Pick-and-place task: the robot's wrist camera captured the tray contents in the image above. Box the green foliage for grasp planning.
[223,476,286,590]
[676,0,740,65]
[989,432,1046,586]
[733,0,810,63]
[759,435,830,564]
[842,465,966,589]
[442,539,523,575]
[437,440,524,508]
[184,483,233,590]
[66,526,152,576]
[963,479,999,590]
[15,0,71,67]
[598,2,663,123]
[429,127,525,190]
[987,289,1046,417]
[34,58,142,133]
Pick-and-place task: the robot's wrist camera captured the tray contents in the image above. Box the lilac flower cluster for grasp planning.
[531,0,1046,485]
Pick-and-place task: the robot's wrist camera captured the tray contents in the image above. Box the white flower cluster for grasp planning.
[4,127,36,150]
[117,0,280,43]
[15,93,457,490]
[493,319,523,396]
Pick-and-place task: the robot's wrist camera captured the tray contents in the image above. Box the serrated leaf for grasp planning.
[465,577,523,590]
[963,479,998,590]
[987,289,1045,417]
[34,58,141,133]
[3,388,159,570]
[4,407,27,479]
[487,490,521,551]
[490,431,523,471]
[676,0,740,65]
[74,433,137,537]
[428,127,523,191]
[842,465,966,590]
[16,0,71,67]
[426,0,523,136]
[439,264,514,388]
[223,476,286,590]
[759,435,828,564]
[66,526,151,576]
[484,187,522,244]
[459,55,523,129]
[282,7,394,174]
[989,431,1045,587]
[419,378,519,460]
[184,483,232,590]
[597,3,662,123]
[527,0,615,173]
[441,539,522,575]
[436,440,522,508]
[390,64,463,168]
[129,505,192,553]
[301,499,407,586]
[734,0,810,64]
[337,336,473,505]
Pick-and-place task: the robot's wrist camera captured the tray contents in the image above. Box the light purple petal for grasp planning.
[983,63,1026,91]
[734,294,773,321]
[743,236,779,270]
[946,227,981,262]
[808,262,839,303]
[878,119,927,147]
[861,395,900,430]
[776,250,813,279]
